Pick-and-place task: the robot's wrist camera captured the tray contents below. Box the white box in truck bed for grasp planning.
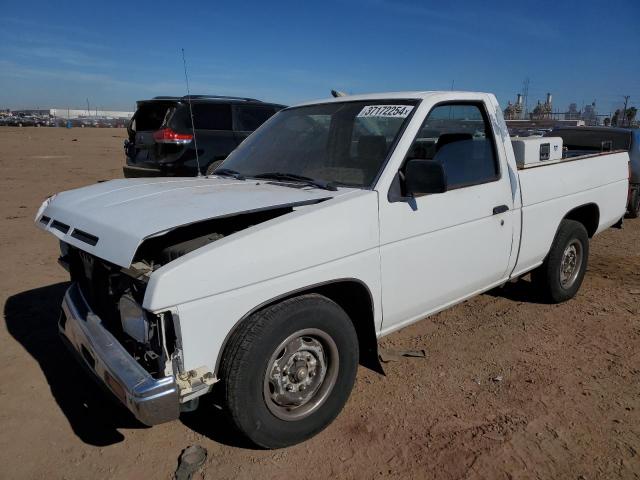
[512,136,563,166]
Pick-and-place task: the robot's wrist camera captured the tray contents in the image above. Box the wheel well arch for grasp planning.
[563,203,600,237]
[214,279,383,377]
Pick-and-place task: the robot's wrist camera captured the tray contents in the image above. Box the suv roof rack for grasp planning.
[151,95,262,102]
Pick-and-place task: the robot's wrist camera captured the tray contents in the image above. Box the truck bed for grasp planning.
[512,150,629,277]
[516,149,627,170]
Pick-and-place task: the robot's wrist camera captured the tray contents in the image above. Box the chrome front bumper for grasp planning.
[59,283,180,425]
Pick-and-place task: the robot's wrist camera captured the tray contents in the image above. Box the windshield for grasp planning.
[218,100,418,188]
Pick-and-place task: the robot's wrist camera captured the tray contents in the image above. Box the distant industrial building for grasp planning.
[531,93,553,120]
[565,103,580,120]
[503,94,525,120]
[504,91,603,127]
[582,102,597,125]
[11,108,133,120]
[503,92,555,120]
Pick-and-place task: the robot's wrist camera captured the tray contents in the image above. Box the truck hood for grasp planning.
[36,177,343,267]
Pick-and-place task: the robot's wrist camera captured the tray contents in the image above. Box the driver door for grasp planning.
[378,102,516,331]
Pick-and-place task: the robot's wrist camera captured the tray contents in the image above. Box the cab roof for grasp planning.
[294,90,494,107]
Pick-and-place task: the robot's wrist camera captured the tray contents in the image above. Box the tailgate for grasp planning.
[127,101,178,164]
[132,131,156,162]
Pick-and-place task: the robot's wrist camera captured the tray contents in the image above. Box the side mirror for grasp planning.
[403,159,447,197]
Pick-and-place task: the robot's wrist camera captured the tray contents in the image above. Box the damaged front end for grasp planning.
[58,244,188,424]
[62,243,175,377]
[56,205,300,423]
[59,281,181,425]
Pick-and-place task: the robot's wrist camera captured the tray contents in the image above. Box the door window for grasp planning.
[190,103,232,130]
[406,103,499,189]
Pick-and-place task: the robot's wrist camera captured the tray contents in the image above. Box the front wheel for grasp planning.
[531,219,589,303]
[219,294,359,448]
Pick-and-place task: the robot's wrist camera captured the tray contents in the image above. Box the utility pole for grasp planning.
[621,95,630,127]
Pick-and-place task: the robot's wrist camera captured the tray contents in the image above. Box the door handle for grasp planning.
[493,205,509,215]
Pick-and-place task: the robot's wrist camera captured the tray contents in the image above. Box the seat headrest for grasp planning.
[436,133,473,151]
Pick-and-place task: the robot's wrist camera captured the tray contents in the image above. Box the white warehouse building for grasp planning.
[13,108,133,120]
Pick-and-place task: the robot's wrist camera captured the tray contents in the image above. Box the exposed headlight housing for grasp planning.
[119,294,149,344]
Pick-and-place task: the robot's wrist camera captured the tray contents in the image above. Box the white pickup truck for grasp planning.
[36,91,629,448]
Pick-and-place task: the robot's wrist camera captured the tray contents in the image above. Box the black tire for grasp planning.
[531,219,589,303]
[627,188,640,219]
[219,294,359,448]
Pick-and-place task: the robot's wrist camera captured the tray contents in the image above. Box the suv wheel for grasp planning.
[219,294,359,448]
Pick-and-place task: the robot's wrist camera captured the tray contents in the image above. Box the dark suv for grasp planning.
[123,95,286,177]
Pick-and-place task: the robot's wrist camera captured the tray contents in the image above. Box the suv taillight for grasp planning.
[153,128,193,144]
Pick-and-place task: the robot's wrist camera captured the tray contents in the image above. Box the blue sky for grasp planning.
[1,0,638,114]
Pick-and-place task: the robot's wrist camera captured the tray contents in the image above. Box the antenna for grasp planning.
[181,48,202,176]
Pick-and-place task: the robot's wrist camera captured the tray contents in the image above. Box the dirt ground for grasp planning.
[0,126,638,479]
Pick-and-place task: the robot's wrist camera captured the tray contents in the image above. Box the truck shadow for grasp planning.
[486,277,549,304]
[180,391,258,449]
[4,280,547,451]
[3,282,147,447]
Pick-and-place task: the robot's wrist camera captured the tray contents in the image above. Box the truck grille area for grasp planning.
[70,249,137,330]
[66,246,166,378]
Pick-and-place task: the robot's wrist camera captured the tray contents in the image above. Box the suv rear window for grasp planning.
[131,103,172,131]
[235,105,278,131]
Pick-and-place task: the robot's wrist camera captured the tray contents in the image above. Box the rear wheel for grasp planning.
[532,219,589,303]
[219,294,359,448]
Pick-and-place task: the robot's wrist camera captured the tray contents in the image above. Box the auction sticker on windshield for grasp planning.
[357,105,414,118]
